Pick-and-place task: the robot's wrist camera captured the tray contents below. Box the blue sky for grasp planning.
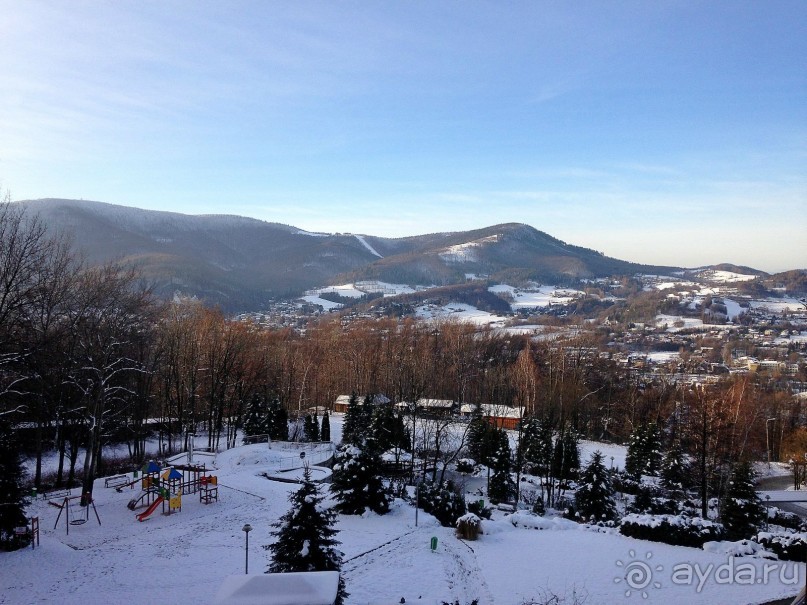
[1,1,804,272]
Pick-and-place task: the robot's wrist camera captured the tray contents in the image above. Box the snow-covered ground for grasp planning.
[2,418,803,605]
[416,303,508,328]
[489,284,584,310]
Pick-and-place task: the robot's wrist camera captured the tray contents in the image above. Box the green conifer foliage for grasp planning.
[575,451,618,522]
[265,466,347,604]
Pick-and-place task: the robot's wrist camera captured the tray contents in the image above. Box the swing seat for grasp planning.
[69,519,87,525]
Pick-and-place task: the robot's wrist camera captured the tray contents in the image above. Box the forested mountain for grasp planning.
[18,199,686,311]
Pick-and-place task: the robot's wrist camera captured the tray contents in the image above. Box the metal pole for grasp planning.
[415,483,419,527]
[242,524,252,574]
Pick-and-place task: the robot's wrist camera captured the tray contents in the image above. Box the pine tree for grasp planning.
[519,417,553,476]
[467,416,491,464]
[265,466,347,604]
[320,411,331,442]
[645,423,663,476]
[304,414,319,442]
[341,392,362,446]
[267,397,288,441]
[625,424,646,478]
[487,429,514,504]
[243,394,268,439]
[574,451,617,522]
[330,439,391,515]
[551,425,580,481]
[660,440,689,493]
[626,423,663,478]
[0,419,29,551]
[722,461,765,540]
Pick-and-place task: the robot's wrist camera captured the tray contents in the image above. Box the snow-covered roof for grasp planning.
[395,398,454,409]
[334,394,390,406]
[459,403,524,418]
[213,571,339,605]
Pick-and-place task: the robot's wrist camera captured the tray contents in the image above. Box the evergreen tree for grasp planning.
[625,424,646,478]
[660,440,689,493]
[242,394,268,439]
[267,397,288,441]
[644,423,663,476]
[341,392,362,446]
[551,425,580,481]
[626,423,663,478]
[487,429,514,504]
[330,439,391,515]
[303,414,320,442]
[575,451,617,522]
[519,417,553,476]
[0,419,29,551]
[370,405,396,452]
[265,466,347,604]
[467,416,497,466]
[320,411,331,442]
[721,461,765,540]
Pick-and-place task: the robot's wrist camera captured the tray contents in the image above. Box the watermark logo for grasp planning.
[615,550,802,598]
[614,550,663,599]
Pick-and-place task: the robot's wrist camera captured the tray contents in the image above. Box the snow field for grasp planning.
[3,418,804,605]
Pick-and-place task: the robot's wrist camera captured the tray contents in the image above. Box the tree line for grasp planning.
[1,202,803,509]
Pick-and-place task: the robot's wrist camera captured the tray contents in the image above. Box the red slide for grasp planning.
[136,496,164,522]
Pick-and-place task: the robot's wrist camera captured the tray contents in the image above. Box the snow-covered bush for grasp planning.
[620,513,725,547]
[754,531,807,562]
[417,479,467,527]
[456,513,482,540]
[629,484,679,515]
[467,499,492,520]
[768,508,806,532]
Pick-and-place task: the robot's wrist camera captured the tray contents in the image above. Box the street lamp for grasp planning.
[242,524,253,574]
[766,418,776,469]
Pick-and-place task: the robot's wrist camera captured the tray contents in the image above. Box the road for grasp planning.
[757,474,807,519]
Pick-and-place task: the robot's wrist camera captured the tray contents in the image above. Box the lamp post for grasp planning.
[242,524,252,574]
[766,418,776,469]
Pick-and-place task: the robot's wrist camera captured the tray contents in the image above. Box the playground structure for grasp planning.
[125,460,218,521]
[49,494,101,535]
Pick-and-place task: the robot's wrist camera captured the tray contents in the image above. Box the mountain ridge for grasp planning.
[14,198,774,312]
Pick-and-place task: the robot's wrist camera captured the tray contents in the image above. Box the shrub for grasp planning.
[455,458,475,474]
[418,480,467,527]
[755,532,807,562]
[455,513,482,540]
[768,508,806,532]
[620,513,725,548]
[467,499,492,520]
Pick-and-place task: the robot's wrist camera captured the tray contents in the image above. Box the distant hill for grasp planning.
[15,198,757,312]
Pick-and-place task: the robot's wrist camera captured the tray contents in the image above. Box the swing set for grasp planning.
[49,493,101,535]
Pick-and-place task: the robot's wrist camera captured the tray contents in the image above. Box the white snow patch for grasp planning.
[353,235,382,258]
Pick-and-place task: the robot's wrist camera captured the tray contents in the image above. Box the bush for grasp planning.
[620,513,725,548]
[418,480,467,527]
[467,499,492,520]
[768,508,806,532]
[612,471,640,495]
[455,513,482,540]
[755,532,807,562]
[455,458,475,474]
